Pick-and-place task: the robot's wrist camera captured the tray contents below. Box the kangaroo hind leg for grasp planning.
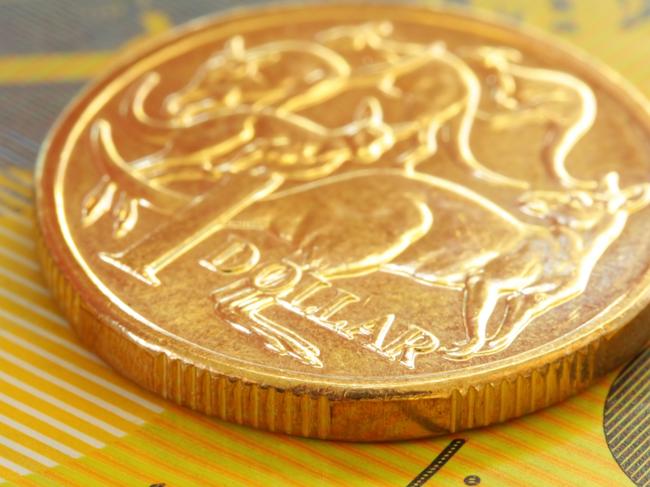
[443,274,504,359]
[485,284,580,355]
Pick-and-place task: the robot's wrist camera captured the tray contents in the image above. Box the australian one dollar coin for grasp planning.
[36,3,650,440]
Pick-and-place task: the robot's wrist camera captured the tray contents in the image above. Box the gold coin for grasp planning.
[36,3,650,440]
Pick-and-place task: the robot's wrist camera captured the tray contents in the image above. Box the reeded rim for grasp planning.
[36,2,650,398]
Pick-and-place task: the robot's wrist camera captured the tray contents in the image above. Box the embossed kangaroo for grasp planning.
[79,22,650,361]
[81,23,588,238]
[230,170,650,359]
[444,172,650,357]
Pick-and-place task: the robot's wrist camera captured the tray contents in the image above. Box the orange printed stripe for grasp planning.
[60,456,121,487]
[5,476,40,487]
[115,440,204,487]
[159,413,349,485]
[381,443,467,483]
[387,441,515,486]
[138,428,254,485]
[488,429,610,487]
[179,411,383,484]
[514,420,612,468]
[556,401,602,423]
[91,448,161,486]
[333,442,415,480]
[41,467,89,487]
[536,409,603,443]
[466,440,555,486]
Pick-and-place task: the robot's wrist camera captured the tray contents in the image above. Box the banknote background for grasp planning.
[0,0,649,485]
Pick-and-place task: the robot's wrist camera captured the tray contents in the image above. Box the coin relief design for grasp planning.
[37,5,650,439]
[72,20,650,368]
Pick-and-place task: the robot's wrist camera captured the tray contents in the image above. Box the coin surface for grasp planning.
[36,3,650,440]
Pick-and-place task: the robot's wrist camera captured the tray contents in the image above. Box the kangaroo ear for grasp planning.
[354,97,384,126]
[205,36,247,69]
[623,182,650,213]
[467,46,523,68]
[364,20,393,39]
[224,35,246,59]
[601,171,621,193]
[517,191,552,218]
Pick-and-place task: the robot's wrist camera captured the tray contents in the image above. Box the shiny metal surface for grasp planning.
[36,3,650,440]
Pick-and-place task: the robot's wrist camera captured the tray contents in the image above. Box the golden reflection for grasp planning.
[80,22,650,362]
